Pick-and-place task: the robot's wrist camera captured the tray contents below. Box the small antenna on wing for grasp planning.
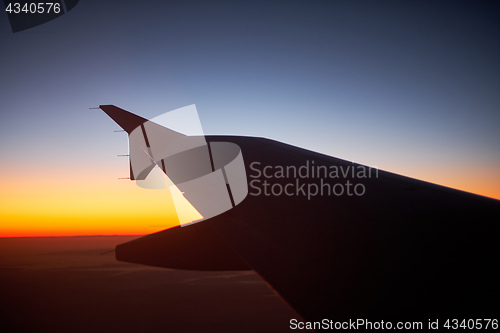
[118,177,131,180]
[89,107,100,109]
[100,249,115,255]
[117,154,130,157]
[114,130,125,132]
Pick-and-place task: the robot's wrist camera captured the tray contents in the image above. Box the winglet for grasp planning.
[99,105,149,134]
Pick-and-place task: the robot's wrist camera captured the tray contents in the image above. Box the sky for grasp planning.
[1,0,499,237]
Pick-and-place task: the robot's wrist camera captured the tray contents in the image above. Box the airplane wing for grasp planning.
[100,105,500,322]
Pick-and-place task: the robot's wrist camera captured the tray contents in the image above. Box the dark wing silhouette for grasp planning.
[101,106,500,322]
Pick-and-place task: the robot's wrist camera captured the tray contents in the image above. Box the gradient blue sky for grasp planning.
[1,1,499,235]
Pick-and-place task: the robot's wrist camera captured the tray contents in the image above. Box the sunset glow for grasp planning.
[1,159,498,238]
[0,165,181,237]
